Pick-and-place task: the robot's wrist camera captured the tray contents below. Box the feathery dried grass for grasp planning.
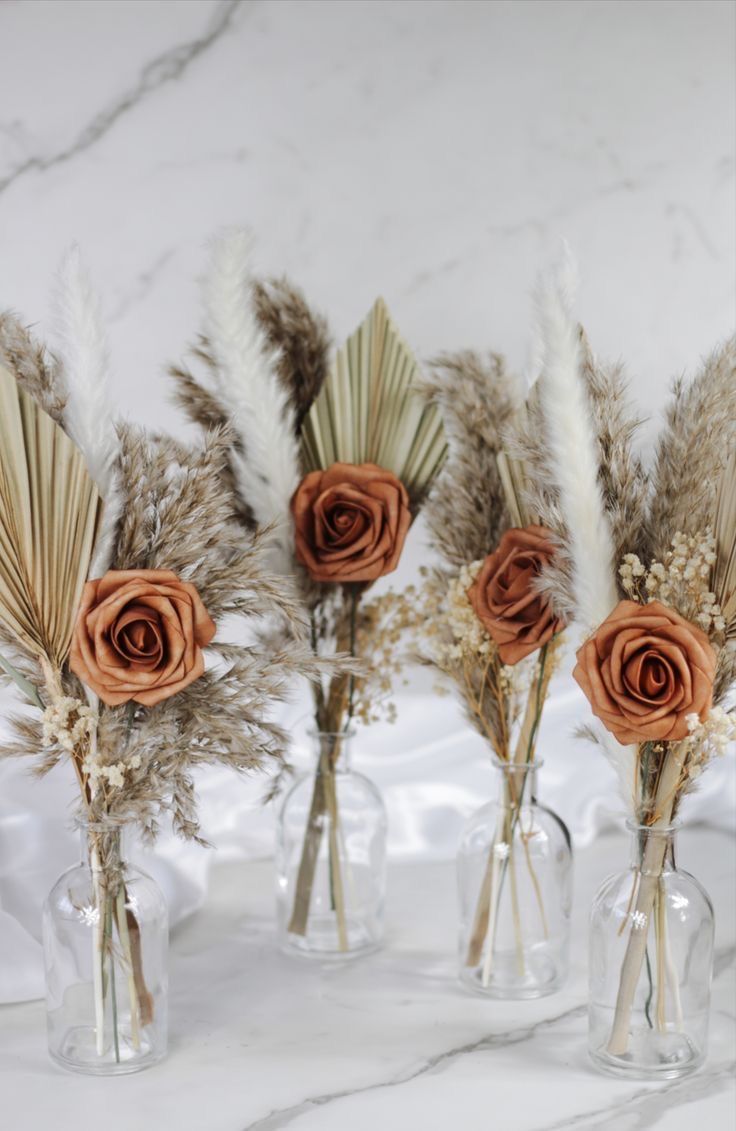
[505,384,576,623]
[252,276,331,430]
[114,424,311,640]
[169,345,256,530]
[649,337,736,559]
[579,335,649,566]
[423,351,520,568]
[0,312,66,421]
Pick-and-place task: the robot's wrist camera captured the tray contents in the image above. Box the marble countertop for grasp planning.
[2,827,734,1131]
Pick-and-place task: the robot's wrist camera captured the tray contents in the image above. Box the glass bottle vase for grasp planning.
[589,821,714,1079]
[276,730,387,959]
[42,823,168,1074]
[457,757,572,998]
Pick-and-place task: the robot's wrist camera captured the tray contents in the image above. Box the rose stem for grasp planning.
[514,648,552,939]
[324,590,358,947]
[324,764,348,951]
[90,840,107,1057]
[480,805,508,986]
[655,884,667,1031]
[466,851,495,967]
[39,661,122,1055]
[125,907,154,1026]
[104,892,120,1063]
[464,660,503,967]
[507,814,525,977]
[114,885,141,1049]
[478,646,551,974]
[287,754,327,937]
[606,742,687,1056]
[118,702,153,1025]
[644,947,654,1028]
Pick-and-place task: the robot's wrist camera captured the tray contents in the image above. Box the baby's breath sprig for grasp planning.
[682,706,736,781]
[42,697,95,754]
[619,531,726,636]
[350,586,418,726]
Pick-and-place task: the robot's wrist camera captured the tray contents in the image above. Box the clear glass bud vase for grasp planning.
[276,730,387,959]
[457,758,572,998]
[589,822,714,1079]
[42,824,168,1074]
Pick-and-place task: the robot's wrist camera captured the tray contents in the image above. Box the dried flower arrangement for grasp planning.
[415,349,568,985]
[0,250,318,1063]
[171,230,446,951]
[523,251,736,1060]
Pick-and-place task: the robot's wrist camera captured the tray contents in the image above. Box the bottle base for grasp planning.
[459,948,566,999]
[281,912,383,961]
[48,1025,165,1076]
[459,969,564,1000]
[589,1029,704,1080]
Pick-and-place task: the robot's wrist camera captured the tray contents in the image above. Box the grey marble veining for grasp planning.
[0,0,245,195]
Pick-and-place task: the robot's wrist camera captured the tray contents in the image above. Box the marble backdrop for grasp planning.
[0,0,734,997]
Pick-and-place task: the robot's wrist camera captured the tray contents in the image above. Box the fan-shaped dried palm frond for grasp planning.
[0,364,102,667]
[301,298,447,506]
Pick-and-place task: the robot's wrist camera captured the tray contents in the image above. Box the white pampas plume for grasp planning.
[202,228,300,573]
[535,245,618,630]
[535,244,635,809]
[51,245,121,577]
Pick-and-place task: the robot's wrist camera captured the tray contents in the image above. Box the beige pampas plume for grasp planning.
[424,350,520,567]
[252,276,331,429]
[579,337,649,568]
[649,336,736,560]
[0,312,66,422]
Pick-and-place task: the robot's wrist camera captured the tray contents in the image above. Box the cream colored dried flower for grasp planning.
[619,531,726,636]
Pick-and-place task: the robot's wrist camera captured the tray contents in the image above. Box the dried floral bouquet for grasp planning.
[415,351,570,994]
[0,254,318,1069]
[171,231,446,953]
[524,254,736,1070]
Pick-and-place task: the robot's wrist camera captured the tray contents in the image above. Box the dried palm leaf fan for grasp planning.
[300,297,447,503]
[0,363,101,673]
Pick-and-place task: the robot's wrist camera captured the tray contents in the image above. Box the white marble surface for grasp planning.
[0,0,735,1097]
[1,827,734,1130]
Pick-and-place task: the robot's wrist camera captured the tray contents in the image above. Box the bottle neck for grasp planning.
[628,822,677,874]
[492,759,539,811]
[311,730,353,773]
[79,823,126,871]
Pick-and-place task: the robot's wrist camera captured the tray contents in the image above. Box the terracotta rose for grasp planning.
[468,525,564,664]
[70,570,216,707]
[573,599,716,744]
[291,462,411,583]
